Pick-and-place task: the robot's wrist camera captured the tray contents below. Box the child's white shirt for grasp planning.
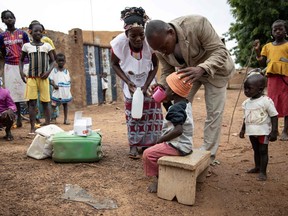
[242,95,278,136]
[49,68,72,102]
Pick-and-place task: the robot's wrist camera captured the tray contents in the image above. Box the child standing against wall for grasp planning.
[19,22,55,134]
[143,72,194,193]
[239,71,278,181]
[49,53,72,125]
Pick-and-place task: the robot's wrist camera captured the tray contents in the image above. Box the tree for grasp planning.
[227,0,288,67]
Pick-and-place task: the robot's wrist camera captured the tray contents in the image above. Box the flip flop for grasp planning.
[35,123,41,129]
[26,132,36,138]
[40,122,49,127]
[210,159,221,166]
[129,153,141,159]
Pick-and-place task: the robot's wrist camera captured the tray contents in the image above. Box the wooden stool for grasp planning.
[157,149,211,205]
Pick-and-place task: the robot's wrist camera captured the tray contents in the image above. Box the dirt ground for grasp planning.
[1,88,288,216]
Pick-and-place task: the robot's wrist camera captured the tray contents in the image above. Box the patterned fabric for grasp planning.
[0,29,29,65]
[125,97,163,147]
[22,42,52,77]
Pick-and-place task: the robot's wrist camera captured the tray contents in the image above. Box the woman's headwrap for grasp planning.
[121,7,149,31]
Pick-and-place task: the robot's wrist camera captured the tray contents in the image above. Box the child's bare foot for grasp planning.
[16,120,22,128]
[257,173,267,181]
[129,146,140,159]
[279,132,288,141]
[245,168,260,173]
[50,118,57,124]
[63,121,70,125]
[147,181,158,193]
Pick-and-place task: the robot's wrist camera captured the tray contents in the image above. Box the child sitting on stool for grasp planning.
[143,72,194,193]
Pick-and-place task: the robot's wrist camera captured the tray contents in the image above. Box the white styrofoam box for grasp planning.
[73,111,92,136]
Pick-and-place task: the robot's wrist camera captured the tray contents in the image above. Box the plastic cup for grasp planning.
[152,86,167,103]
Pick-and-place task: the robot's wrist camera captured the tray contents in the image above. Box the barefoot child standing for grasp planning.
[253,20,288,141]
[239,71,278,181]
[49,53,72,125]
[143,72,194,193]
[19,22,55,134]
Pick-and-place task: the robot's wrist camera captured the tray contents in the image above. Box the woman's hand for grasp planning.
[142,84,148,96]
[127,81,136,95]
[176,66,206,84]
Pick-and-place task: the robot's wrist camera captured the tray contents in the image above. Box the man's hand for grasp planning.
[176,66,206,84]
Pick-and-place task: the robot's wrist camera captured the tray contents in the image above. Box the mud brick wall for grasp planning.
[37,28,87,109]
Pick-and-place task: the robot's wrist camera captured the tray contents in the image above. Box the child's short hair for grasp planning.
[1,10,15,22]
[56,53,66,60]
[272,19,288,32]
[28,20,46,34]
[245,69,266,88]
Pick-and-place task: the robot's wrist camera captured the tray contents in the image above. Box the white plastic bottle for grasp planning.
[131,87,144,119]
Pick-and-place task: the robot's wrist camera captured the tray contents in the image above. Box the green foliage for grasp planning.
[227,0,288,67]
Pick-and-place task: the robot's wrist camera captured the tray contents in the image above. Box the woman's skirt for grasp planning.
[125,97,163,147]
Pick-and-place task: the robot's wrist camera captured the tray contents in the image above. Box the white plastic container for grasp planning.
[131,87,144,119]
